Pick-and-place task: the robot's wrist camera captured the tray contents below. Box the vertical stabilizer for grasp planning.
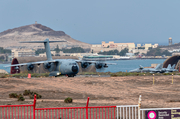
[139,65,144,69]
[171,64,176,69]
[20,38,66,61]
[44,39,52,61]
[155,64,163,70]
[167,64,171,69]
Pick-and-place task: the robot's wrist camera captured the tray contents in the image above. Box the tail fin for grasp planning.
[171,64,176,69]
[139,65,143,69]
[167,64,171,69]
[155,64,163,70]
[20,38,66,61]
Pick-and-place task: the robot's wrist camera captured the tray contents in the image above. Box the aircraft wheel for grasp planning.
[68,75,74,77]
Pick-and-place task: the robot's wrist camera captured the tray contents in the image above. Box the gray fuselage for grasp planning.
[55,59,79,76]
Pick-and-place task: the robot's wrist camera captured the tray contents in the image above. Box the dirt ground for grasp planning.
[0,75,180,109]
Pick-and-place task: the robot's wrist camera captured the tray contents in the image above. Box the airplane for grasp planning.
[129,64,178,73]
[157,64,171,73]
[4,39,115,77]
[128,65,144,73]
[129,64,163,73]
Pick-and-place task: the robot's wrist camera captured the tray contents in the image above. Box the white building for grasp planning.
[11,49,35,58]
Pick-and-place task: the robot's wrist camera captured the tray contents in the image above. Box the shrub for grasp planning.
[17,94,22,98]
[26,91,42,99]
[12,74,21,78]
[64,97,73,103]
[18,95,25,101]
[29,95,34,99]
[9,93,18,98]
[23,90,31,96]
[23,90,42,99]
[0,74,8,78]
[32,92,42,99]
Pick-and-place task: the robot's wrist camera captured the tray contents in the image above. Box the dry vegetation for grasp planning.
[0,75,180,108]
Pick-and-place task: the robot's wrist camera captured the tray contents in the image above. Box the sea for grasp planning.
[0,59,166,73]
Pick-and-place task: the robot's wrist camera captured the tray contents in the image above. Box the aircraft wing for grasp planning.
[75,60,116,65]
[4,60,58,67]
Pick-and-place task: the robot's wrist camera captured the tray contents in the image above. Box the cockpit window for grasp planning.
[69,63,76,65]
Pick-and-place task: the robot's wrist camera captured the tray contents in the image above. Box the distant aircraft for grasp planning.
[162,64,178,73]
[129,64,163,73]
[4,39,115,77]
[128,65,144,73]
[129,64,178,73]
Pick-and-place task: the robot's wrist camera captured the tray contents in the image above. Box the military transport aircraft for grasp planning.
[4,39,115,77]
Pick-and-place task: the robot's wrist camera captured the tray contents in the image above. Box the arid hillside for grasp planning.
[0,24,91,49]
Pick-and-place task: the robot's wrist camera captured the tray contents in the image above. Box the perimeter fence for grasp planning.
[4,95,178,119]
[0,95,140,119]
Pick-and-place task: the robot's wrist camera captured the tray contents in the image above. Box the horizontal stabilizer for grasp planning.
[20,38,66,61]
[20,39,66,43]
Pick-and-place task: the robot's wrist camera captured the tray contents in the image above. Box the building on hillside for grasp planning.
[152,44,158,48]
[91,41,158,54]
[144,44,152,50]
[91,41,136,53]
[136,43,158,50]
[101,41,135,50]
[92,44,102,48]
[39,51,96,59]
[11,49,35,58]
[137,44,141,47]
[132,49,149,55]
[39,51,56,57]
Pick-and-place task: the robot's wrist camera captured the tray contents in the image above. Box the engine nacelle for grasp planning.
[95,63,103,69]
[95,63,108,69]
[44,63,51,69]
[43,62,56,72]
[27,64,34,70]
[81,62,89,68]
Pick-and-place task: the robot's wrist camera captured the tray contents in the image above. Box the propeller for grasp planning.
[81,62,90,68]
[95,63,107,72]
[43,62,56,72]
[27,64,34,71]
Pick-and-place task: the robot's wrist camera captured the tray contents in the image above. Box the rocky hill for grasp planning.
[0,24,91,49]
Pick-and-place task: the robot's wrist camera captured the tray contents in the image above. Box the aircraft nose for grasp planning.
[72,65,78,72]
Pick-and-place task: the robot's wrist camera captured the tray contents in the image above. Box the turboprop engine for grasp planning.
[81,62,90,68]
[43,62,56,72]
[44,62,51,69]
[95,63,108,69]
[27,64,34,71]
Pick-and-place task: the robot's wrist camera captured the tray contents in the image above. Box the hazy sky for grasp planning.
[1,0,180,45]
